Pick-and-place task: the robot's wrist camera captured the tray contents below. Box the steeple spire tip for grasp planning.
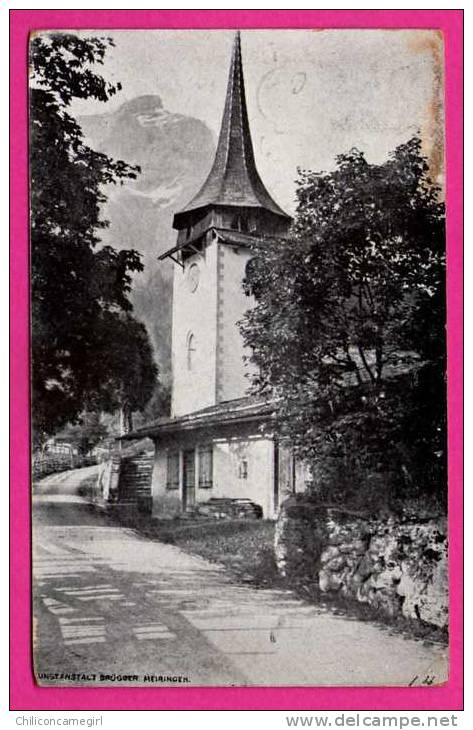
[173,29,291,228]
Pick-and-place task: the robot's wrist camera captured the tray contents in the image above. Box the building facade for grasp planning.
[128,32,308,518]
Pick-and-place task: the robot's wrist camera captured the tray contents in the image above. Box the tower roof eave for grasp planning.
[172,201,291,230]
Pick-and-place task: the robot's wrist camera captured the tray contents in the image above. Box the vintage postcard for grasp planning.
[12,12,461,706]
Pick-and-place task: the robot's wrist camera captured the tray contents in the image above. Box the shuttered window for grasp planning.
[198,446,213,488]
[166,451,180,490]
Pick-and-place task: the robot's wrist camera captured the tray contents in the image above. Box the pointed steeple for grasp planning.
[173,31,290,229]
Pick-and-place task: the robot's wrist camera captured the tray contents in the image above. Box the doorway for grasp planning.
[183,449,196,511]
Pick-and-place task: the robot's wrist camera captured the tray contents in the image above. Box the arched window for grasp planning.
[186,333,196,371]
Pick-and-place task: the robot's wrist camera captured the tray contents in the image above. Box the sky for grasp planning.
[69,29,444,213]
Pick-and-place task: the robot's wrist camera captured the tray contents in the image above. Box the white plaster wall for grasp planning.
[151,432,277,519]
[151,445,182,518]
[171,243,218,416]
[151,448,167,497]
[217,244,257,402]
[211,437,275,518]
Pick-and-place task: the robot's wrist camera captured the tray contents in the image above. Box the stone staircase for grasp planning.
[117,452,154,512]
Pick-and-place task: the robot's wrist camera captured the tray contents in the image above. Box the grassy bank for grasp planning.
[117,513,280,588]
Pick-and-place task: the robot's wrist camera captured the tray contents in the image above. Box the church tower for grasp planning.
[160,31,292,417]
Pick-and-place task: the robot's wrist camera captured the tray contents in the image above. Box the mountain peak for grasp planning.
[78,95,216,378]
[117,95,164,116]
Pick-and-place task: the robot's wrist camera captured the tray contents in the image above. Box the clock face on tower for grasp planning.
[187,262,200,292]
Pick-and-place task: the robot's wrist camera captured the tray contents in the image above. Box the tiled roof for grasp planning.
[173,32,291,228]
[122,396,276,440]
[123,358,424,442]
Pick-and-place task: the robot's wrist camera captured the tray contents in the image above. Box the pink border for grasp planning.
[10,9,463,711]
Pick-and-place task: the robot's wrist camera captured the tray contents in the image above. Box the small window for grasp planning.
[186,333,195,370]
[198,445,213,488]
[166,451,180,490]
[238,459,248,479]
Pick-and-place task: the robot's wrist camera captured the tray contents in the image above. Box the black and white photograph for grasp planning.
[30,28,448,687]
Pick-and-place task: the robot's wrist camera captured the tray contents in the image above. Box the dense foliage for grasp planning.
[83,312,158,433]
[241,138,446,509]
[30,34,157,440]
[54,412,109,455]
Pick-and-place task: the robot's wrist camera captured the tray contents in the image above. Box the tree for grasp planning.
[241,137,446,508]
[141,383,172,422]
[84,312,158,434]
[30,33,148,440]
[55,412,109,455]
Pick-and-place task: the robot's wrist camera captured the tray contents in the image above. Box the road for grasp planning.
[33,467,448,687]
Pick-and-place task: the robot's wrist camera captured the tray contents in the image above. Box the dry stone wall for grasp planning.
[275,495,448,629]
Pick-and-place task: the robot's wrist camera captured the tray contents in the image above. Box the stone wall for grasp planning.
[275,495,448,629]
